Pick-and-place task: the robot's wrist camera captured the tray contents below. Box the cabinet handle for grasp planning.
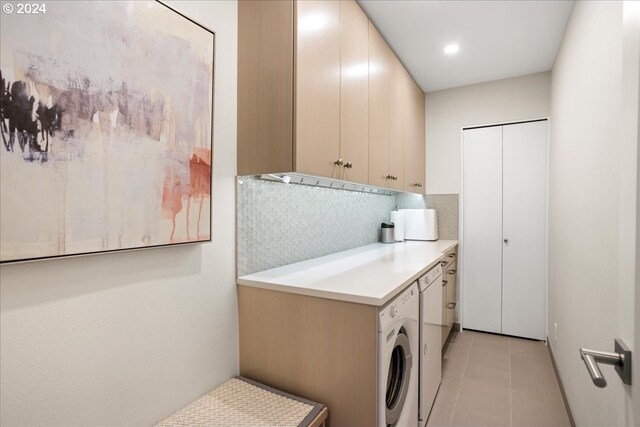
[344,161,353,169]
[334,158,344,166]
[448,269,456,275]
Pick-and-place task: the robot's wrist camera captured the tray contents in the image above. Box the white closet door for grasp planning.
[462,127,503,334]
[502,121,547,340]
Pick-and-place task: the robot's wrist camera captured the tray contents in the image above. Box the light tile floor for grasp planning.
[427,330,572,427]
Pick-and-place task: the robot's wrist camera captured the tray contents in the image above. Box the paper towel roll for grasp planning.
[390,210,405,241]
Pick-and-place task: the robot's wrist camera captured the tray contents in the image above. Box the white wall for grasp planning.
[0,1,238,425]
[425,72,551,194]
[548,1,635,425]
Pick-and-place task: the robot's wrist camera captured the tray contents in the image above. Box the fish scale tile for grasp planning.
[237,176,397,276]
[237,176,460,276]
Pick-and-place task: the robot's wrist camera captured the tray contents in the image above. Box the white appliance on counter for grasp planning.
[378,283,419,427]
[390,209,438,241]
[418,263,443,426]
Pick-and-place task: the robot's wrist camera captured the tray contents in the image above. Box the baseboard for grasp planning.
[547,339,577,427]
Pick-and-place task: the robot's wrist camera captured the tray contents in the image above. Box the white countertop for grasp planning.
[237,240,458,306]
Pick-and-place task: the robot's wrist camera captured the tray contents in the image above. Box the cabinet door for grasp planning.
[441,278,449,348]
[446,261,457,330]
[238,0,294,175]
[462,126,503,334]
[421,277,442,417]
[388,54,405,190]
[368,23,391,188]
[502,121,547,340]
[339,0,369,184]
[295,0,341,178]
[403,76,425,193]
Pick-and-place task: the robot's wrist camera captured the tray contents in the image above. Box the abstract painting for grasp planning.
[0,1,214,263]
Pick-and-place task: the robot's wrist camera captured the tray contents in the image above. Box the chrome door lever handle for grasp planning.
[579,339,632,388]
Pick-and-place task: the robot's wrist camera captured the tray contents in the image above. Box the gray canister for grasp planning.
[380,222,395,244]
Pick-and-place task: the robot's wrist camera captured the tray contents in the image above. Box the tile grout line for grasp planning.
[508,337,513,427]
[448,332,475,427]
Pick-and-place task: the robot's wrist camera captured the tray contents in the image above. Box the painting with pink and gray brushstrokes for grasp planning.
[0,0,214,263]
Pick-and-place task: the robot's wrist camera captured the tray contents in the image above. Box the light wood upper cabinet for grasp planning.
[339,0,369,184]
[295,0,341,179]
[404,72,426,193]
[238,0,425,192]
[368,24,407,191]
[389,54,406,191]
[368,22,392,188]
[237,0,294,175]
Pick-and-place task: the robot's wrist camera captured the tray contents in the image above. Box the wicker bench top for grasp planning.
[156,376,326,427]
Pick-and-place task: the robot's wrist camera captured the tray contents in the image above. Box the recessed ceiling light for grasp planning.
[444,44,460,55]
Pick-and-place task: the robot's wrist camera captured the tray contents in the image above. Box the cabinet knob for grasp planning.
[391,175,398,181]
[344,161,353,169]
[386,174,393,180]
[334,158,344,166]
[412,182,422,187]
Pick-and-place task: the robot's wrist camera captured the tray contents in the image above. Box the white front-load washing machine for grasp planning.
[378,282,419,427]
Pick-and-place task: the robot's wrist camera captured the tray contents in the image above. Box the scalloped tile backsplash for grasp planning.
[237,176,458,276]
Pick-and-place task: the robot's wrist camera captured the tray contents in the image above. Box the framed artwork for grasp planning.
[0,1,214,263]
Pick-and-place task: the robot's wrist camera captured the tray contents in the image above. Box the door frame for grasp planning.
[621,1,640,421]
[459,116,550,339]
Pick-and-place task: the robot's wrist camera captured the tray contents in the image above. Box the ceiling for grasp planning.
[358,0,574,92]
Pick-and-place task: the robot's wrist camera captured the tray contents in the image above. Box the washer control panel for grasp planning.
[379,282,419,332]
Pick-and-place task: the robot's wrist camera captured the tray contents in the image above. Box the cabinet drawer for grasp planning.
[440,252,457,270]
[446,260,458,278]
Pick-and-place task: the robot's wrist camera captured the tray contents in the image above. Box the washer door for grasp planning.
[385,328,413,426]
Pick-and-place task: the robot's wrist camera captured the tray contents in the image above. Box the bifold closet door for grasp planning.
[501,121,547,340]
[462,127,503,334]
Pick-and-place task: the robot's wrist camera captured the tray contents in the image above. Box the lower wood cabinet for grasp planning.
[238,286,378,427]
[441,248,458,348]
